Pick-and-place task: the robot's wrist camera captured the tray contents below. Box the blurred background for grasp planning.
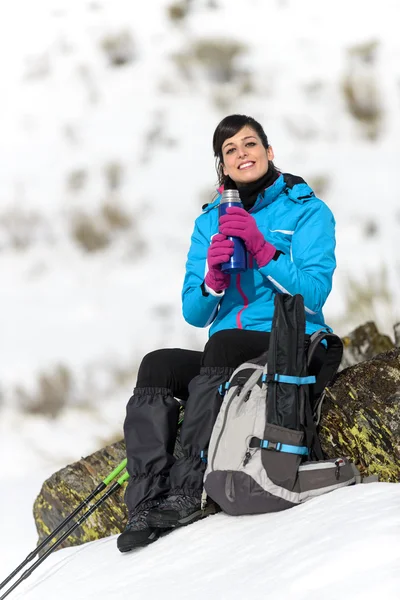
[0,0,399,478]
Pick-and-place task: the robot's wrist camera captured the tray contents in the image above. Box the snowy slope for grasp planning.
[4,483,400,600]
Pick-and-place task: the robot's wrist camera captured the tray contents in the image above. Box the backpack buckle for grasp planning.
[259,440,282,452]
[265,441,281,452]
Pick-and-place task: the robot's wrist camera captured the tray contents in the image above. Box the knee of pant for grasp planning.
[203,330,233,365]
[137,349,175,388]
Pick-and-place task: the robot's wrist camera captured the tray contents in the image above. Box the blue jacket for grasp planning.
[182,173,336,336]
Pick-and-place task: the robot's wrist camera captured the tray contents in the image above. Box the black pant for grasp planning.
[135,328,273,396]
[124,329,272,514]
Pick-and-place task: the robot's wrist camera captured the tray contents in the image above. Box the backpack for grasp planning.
[203,293,359,516]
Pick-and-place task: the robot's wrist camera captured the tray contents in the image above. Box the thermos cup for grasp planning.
[219,188,247,274]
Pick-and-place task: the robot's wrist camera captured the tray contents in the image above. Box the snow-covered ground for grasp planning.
[2,482,400,600]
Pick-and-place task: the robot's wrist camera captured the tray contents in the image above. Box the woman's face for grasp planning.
[221,125,274,185]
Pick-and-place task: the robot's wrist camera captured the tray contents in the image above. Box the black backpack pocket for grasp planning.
[259,422,305,491]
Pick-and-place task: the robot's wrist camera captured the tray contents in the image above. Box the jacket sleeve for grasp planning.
[181,217,222,328]
[260,200,336,314]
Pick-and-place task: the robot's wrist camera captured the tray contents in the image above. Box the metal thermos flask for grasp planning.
[219,188,247,274]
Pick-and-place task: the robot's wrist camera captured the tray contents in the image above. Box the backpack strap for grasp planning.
[304,387,324,460]
[307,329,343,423]
[249,436,308,456]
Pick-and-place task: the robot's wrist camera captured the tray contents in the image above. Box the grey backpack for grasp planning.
[203,294,359,515]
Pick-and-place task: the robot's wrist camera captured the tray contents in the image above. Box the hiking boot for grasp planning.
[117,507,160,553]
[146,493,218,529]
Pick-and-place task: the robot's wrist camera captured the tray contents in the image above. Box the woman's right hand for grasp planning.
[204,234,234,293]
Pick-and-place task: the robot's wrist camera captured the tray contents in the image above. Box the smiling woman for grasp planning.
[118,114,337,554]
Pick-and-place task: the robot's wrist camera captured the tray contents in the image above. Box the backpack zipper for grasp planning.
[243,447,257,467]
[210,392,237,471]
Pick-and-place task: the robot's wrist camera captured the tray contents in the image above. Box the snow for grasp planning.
[2,482,400,600]
[1,0,400,598]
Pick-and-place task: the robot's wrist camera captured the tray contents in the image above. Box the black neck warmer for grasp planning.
[226,167,280,212]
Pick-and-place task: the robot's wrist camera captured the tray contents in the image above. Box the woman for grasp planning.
[117,114,336,552]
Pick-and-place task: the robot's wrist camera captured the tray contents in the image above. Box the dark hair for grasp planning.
[212,114,278,186]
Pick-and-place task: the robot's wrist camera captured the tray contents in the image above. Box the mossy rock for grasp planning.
[33,440,128,551]
[319,347,400,481]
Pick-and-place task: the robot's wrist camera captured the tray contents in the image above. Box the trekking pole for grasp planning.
[0,470,129,600]
[0,458,127,594]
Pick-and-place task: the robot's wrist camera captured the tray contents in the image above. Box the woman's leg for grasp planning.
[201,328,271,367]
[172,329,271,487]
[118,348,201,552]
[124,348,202,515]
[147,329,271,528]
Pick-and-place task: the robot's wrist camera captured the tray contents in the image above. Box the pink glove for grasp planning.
[219,207,276,267]
[204,234,234,293]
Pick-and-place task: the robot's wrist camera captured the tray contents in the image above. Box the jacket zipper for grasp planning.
[235,273,249,329]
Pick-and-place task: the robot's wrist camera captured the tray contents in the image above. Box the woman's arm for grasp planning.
[259,200,336,314]
[182,217,223,328]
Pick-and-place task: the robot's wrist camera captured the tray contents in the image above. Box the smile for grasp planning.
[238,161,255,170]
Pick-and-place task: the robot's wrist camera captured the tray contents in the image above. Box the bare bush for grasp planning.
[0,207,52,251]
[71,212,111,252]
[342,40,383,140]
[172,37,248,85]
[141,113,178,160]
[193,38,247,83]
[167,1,189,22]
[363,219,379,238]
[101,201,131,230]
[100,30,135,67]
[333,266,397,338]
[67,168,88,192]
[69,201,145,255]
[16,365,74,419]
[24,53,51,80]
[345,268,391,321]
[104,162,123,191]
[77,64,100,104]
[307,175,330,198]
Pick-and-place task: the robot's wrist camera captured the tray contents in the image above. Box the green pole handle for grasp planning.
[117,471,130,485]
[102,458,127,486]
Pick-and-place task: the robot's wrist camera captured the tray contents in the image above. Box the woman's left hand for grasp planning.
[219,206,277,267]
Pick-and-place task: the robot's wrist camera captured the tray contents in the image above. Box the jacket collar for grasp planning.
[249,174,286,212]
[202,173,315,213]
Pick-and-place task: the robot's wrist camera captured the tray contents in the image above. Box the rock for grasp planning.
[340,321,395,370]
[33,440,128,551]
[320,347,400,481]
[394,322,400,348]
[33,327,400,551]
